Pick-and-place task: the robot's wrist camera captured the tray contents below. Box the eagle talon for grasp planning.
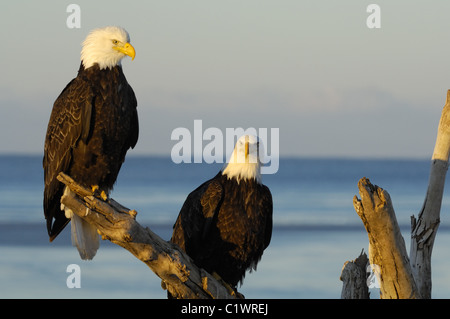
[100,190,108,201]
[91,185,108,201]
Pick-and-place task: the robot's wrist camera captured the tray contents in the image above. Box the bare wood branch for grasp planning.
[57,172,237,299]
[410,90,450,298]
[353,177,420,299]
[340,250,370,299]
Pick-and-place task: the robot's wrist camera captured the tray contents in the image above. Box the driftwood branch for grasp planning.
[57,172,237,299]
[342,90,450,299]
[352,178,420,299]
[410,90,450,298]
[340,250,369,299]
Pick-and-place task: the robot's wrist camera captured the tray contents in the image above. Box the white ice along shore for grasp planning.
[171,120,279,174]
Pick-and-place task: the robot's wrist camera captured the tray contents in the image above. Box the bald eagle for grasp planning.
[43,26,139,260]
[170,135,273,297]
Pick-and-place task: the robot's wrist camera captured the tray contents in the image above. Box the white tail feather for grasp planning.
[70,213,99,260]
[62,186,100,260]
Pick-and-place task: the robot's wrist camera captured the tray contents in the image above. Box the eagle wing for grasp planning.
[43,76,93,241]
[126,84,139,150]
[171,178,223,256]
[260,184,273,249]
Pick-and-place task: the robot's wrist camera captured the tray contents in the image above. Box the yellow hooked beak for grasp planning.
[113,42,136,60]
[245,141,249,161]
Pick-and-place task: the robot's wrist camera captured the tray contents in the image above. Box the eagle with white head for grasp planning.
[169,135,273,297]
[43,26,139,260]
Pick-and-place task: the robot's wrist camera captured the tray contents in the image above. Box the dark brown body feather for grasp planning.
[43,63,138,241]
[171,172,273,290]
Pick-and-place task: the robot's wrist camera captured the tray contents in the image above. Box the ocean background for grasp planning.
[2,155,450,299]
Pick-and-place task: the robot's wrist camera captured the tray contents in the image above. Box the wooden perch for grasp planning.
[57,172,237,299]
[342,90,450,299]
[410,90,450,298]
[353,178,420,299]
[340,250,369,299]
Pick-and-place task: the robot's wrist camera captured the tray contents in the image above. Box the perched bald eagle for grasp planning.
[170,135,273,297]
[43,26,138,260]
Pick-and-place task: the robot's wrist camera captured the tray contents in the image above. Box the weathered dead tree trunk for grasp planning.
[410,90,450,298]
[57,172,237,299]
[352,178,420,298]
[340,250,369,299]
[341,90,450,299]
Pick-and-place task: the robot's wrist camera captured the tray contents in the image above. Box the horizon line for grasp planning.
[0,152,432,162]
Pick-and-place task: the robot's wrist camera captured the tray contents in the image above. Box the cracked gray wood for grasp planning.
[340,250,370,299]
[410,90,450,298]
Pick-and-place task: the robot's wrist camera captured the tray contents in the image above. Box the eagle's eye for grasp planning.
[112,39,119,45]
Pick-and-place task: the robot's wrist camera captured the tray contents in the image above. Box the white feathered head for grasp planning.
[222,135,263,184]
[81,26,135,70]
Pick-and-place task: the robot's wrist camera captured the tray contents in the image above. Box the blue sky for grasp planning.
[1,1,450,158]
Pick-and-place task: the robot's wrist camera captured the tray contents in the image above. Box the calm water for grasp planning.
[1,155,450,298]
